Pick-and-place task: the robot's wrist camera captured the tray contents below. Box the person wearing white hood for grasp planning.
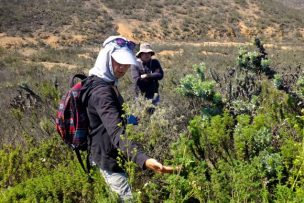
[82,36,175,201]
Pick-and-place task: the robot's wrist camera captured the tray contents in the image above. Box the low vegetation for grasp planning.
[0,0,304,202]
[1,38,304,202]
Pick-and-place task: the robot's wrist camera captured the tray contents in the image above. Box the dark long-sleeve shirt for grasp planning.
[131,59,164,99]
[81,76,149,172]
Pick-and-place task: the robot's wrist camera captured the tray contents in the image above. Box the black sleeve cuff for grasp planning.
[135,153,150,170]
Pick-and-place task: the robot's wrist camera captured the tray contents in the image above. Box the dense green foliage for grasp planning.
[1,38,304,202]
[159,41,304,202]
[0,138,119,203]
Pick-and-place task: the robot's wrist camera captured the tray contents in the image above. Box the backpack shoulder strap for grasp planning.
[69,73,87,88]
[80,76,112,105]
[112,85,124,106]
[75,148,93,182]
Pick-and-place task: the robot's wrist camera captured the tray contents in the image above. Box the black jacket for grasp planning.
[81,76,149,172]
[131,59,164,99]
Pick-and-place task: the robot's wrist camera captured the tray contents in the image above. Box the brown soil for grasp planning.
[42,35,60,48]
[37,62,77,70]
[0,32,88,48]
[1,31,303,71]
[0,33,37,48]
[18,48,38,57]
[77,53,93,60]
[115,19,141,41]
[158,49,184,56]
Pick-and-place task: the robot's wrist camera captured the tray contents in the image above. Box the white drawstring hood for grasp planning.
[89,36,137,84]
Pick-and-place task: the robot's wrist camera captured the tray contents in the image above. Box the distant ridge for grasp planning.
[277,0,304,9]
[0,0,303,45]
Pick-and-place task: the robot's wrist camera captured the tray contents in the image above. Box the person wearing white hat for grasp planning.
[131,42,164,105]
[81,36,175,202]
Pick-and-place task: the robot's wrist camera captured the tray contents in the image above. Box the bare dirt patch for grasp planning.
[42,35,60,48]
[0,32,37,48]
[18,48,38,57]
[238,21,255,37]
[77,53,93,60]
[162,41,304,51]
[169,41,251,47]
[201,50,227,56]
[40,33,87,47]
[114,19,165,42]
[264,26,278,37]
[115,19,141,41]
[299,28,304,38]
[158,49,184,56]
[71,35,87,43]
[237,2,261,20]
[38,62,77,70]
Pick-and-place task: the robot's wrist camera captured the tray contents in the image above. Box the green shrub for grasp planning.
[273,74,283,89]
[164,56,304,201]
[177,62,223,118]
[0,136,118,203]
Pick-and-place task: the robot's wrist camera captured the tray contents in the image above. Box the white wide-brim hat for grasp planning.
[112,46,138,65]
[103,35,138,65]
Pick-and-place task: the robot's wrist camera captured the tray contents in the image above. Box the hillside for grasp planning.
[2,1,304,202]
[278,0,304,9]
[0,0,303,48]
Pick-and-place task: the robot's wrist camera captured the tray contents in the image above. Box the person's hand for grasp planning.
[144,158,179,174]
[140,74,148,79]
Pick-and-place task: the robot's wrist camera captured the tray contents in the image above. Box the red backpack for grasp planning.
[55,74,91,173]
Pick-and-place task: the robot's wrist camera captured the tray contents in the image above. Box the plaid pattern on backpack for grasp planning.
[55,74,91,174]
[56,81,89,150]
